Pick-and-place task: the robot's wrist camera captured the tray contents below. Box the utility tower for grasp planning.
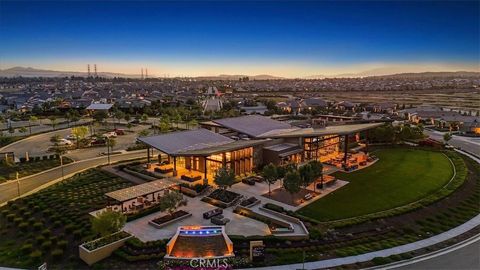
[87,64,91,77]
[141,68,144,80]
[145,68,148,79]
[94,64,98,77]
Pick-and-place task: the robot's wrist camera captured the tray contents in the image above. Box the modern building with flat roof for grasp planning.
[138,115,383,184]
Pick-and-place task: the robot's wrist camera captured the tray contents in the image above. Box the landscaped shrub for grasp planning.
[20,243,33,254]
[35,235,46,244]
[29,250,43,261]
[57,240,68,249]
[33,222,43,231]
[51,248,64,260]
[40,241,52,250]
[19,222,29,231]
[41,229,51,237]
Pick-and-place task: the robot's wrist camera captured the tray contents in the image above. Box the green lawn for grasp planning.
[297,148,454,221]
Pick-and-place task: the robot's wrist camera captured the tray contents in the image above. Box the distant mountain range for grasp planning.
[0,67,141,78]
[0,66,478,79]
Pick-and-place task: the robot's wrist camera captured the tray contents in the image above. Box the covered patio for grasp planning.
[97,179,178,215]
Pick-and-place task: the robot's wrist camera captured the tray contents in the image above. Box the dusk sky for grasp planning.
[1,1,479,77]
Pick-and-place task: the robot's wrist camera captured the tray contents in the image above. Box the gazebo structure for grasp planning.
[105,179,178,213]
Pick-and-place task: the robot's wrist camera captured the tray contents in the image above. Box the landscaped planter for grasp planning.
[201,189,242,208]
[148,210,192,228]
[79,231,132,266]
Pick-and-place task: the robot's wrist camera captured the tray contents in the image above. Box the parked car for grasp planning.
[57,139,73,146]
[102,131,117,138]
[211,215,230,225]
[65,134,77,140]
[90,138,106,146]
[242,178,255,186]
[114,129,125,135]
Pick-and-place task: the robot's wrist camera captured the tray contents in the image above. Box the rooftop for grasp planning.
[105,179,177,202]
[138,128,233,155]
[213,115,298,138]
[86,103,113,110]
[258,122,384,138]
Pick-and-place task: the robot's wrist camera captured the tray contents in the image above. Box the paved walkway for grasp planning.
[244,149,480,270]
[102,165,147,185]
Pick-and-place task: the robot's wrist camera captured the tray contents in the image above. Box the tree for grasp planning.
[214,167,236,190]
[138,129,151,137]
[114,111,125,129]
[48,115,57,130]
[299,163,315,189]
[309,160,323,191]
[159,191,186,216]
[91,210,126,237]
[126,122,133,131]
[443,132,452,144]
[262,163,278,196]
[141,114,149,123]
[18,126,27,134]
[159,115,171,133]
[106,137,116,164]
[28,116,38,135]
[50,137,67,179]
[124,113,131,123]
[72,126,89,149]
[283,171,301,204]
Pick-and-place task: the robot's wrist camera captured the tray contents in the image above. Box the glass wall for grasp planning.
[206,147,254,176]
[303,135,340,162]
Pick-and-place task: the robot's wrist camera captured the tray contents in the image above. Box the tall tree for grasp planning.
[299,163,315,189]
[443,132,452,144]
[214,167,236,190]
[48,115,57,130]
[309,160,323,191]
[72,126,89,149]
[283,171,301,204]
[262,163,278,196]
[159,191,186,216]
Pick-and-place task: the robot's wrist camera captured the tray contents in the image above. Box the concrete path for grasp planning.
[102,165,147,185]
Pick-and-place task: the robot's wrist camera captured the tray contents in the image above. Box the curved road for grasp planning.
[0,150,146,204]
[395,238,480,269]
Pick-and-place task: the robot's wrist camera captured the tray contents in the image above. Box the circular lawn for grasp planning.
[297,148,454,221]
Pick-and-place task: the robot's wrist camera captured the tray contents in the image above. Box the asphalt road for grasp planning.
[1,124,148,161]
[395,238,480,270]
[424,129,480,157]
[0,150,146,204]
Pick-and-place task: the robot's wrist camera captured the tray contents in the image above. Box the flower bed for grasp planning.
[148,210,191,228]
[82,231,132,251]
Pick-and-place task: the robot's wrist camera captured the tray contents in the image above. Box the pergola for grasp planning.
[105,179,178,211]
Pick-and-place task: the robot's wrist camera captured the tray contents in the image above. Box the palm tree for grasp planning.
[106,137,116,164]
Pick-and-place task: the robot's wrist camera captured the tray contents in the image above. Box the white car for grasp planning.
[66,134,77,140]
[57,139,73,146]
[102,131,117,138]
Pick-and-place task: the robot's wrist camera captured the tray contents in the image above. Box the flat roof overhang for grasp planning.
[257,122,385,139]
[105,179,177,203]
[175,139,268,156]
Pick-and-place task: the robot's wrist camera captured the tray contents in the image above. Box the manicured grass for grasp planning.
[297,148,454,221]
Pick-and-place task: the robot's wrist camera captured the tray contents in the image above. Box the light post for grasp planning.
[106,138,111,165]
[60,154,64,180]
[16,171,20,197]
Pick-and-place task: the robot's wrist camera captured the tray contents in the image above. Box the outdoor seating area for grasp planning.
[103,179,178,215]
[325,152,373,172]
